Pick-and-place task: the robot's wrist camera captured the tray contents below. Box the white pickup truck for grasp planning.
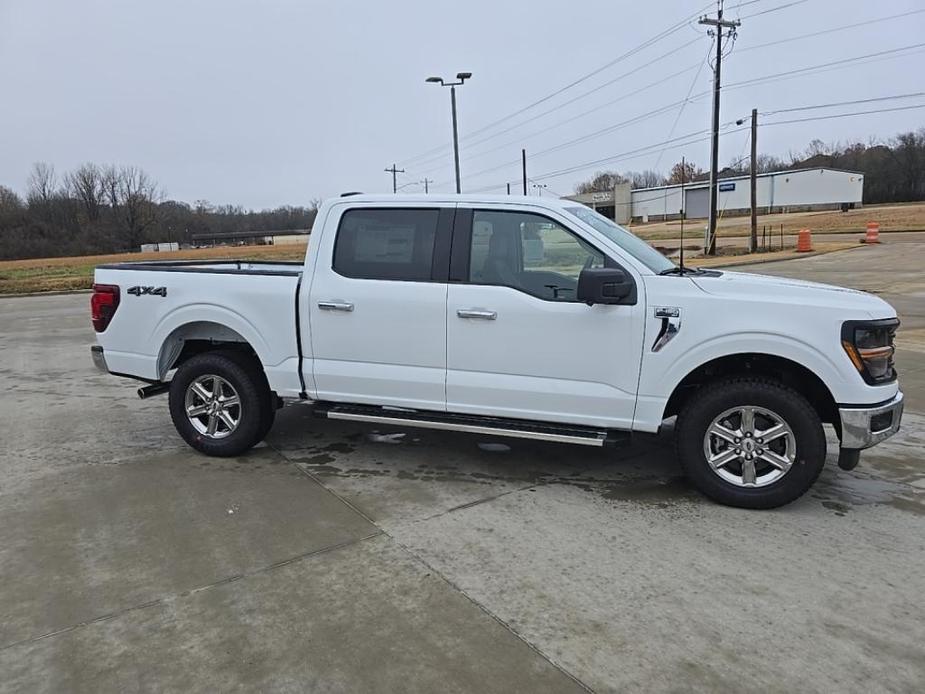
[91,194,903,508]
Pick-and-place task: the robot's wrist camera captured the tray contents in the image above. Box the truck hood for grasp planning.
[691,270,895,318]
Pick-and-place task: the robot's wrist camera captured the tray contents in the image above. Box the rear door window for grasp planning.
[334,208,440,281]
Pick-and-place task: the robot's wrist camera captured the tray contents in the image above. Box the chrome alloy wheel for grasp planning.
[184,374,241,439]
[702,405,796,488]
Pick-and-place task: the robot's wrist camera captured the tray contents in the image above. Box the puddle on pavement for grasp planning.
[281,418,924,515]
[812,469,924,517]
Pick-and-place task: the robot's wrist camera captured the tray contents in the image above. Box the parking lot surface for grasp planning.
[1,242,923,693]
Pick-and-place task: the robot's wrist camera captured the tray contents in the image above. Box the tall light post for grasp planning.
[426,72,472,194]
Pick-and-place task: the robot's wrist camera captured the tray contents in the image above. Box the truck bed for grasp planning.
[93,260,305,398]
[96,259,304,276]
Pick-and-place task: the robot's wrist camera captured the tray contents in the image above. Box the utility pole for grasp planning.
[750,108,757,251]
[422,177,433,194]
[679,156,686,271]
[699,2,740,255]
[506,182,511,195]
[522,149,527,195]
[384,164,404,194]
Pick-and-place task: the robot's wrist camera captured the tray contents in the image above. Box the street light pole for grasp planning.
[426,72,472,194]
[450,85,461,194]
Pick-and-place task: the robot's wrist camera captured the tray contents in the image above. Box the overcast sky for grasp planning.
[2,0,923,208]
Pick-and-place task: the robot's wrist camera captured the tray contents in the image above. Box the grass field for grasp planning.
[628,202,925,241]
[0,245,308,294]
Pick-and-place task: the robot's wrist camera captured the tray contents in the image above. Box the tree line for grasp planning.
[574,128,925,203]
[0,162,318,260]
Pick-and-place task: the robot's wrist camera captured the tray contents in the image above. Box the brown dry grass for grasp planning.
[630,202,925,241]
[687,242,860,268]
[0,244,308,294]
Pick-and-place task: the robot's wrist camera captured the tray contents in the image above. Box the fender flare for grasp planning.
[151,304,273,379]
[654,332,850,406]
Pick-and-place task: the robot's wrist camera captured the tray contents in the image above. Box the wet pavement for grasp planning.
[1,241,923,693]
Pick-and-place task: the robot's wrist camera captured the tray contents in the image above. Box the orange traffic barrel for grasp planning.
[863,221,881,244]
[796,228,813,252]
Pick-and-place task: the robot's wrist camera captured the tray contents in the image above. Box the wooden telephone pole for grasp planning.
[699,2,740,255]
[750,108,758,251]
[384,164,405,193]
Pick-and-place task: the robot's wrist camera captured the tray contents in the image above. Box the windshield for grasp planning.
[564,205,675,273]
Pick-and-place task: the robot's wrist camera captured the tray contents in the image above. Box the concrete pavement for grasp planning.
[0,241,923,692]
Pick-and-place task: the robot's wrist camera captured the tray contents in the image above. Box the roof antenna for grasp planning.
[679,156,686,273]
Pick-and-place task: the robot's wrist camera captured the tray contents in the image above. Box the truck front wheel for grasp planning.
[676,378,826,509]
[168,351,270,457]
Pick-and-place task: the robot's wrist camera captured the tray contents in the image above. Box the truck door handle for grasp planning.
[318,301,354,312]
[457,309,497,320]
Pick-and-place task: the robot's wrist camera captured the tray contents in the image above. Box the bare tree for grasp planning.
[667,160,702,185]
[575,170,629,194]
[102,165,161,249]
[755,154,785,173]
[26,162,57,205]
[65,163,106,222]
[0,185,24,214]
[626,170,666,189]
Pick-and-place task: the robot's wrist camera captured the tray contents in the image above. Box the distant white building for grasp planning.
[139,242,180,252]
[563,167,864,223]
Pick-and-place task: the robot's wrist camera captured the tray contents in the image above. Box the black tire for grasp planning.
[168,350,270,457]
[220,350,276,443]
[676,377,826,509]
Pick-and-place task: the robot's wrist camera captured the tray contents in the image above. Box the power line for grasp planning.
[457,43,924,187]
[416,34,923,181]
[462,5,921,164]
[761,103,925,127]
[397,3,716,166]
[413,61,704,176]
[534,103,923,188]
[464,5,714,140]
[737,8,925,53]
[726,41,925,90]
[738,0,809,20]
[456,96,715,183]
[406,37,704,169]
[652,44,713,175]
[403,4,909,179]
[759,92,925,116]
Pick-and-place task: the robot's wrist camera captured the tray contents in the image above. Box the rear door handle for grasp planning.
[457,309,497,320]
[318,301,354,312]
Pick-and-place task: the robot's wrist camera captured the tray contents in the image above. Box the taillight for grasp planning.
[91,284,120,332]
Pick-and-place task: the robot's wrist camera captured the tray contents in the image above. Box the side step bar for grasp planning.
[313,403,628,448]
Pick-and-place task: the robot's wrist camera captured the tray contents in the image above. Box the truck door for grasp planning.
[445,204,645,429]
[307,204,453,410]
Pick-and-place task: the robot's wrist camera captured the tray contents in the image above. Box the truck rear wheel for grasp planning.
[168,351,271,457]
[675,377,826,509]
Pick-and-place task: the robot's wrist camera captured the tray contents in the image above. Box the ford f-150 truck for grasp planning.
[90,194,903,508]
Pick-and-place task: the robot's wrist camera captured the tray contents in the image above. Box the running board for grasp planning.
[313,403,628,447]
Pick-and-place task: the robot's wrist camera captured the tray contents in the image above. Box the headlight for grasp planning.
[841,319,898,384]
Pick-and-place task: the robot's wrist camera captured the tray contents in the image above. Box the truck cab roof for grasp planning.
[330,193,576,212]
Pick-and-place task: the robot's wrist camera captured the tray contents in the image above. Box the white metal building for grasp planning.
[564,168,864,223]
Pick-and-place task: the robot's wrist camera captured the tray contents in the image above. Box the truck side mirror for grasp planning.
[577,267,635,305]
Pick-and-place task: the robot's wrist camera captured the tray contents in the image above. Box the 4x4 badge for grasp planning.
[127,286,167,297]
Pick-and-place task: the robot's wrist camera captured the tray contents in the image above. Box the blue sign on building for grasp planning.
[718,182,736,192]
